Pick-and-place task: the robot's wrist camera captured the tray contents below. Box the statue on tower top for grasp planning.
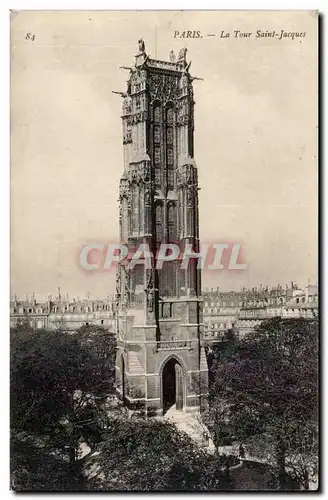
[169,49,176,62]
[138,38,145,54]
[177,47,187,66]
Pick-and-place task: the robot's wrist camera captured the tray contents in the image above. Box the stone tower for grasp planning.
[115,39,208,416]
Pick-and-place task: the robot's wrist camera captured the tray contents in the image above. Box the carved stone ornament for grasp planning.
[132,110,148,124]
[148,74,179,104]
[119,179,130,199]
[138,38,145,53]
[169,50,176,62]
[129,163,151,184]
[177,165,195,188]
[187,185,195,206]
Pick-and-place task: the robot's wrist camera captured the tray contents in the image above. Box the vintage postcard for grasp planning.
[10,10,318,491]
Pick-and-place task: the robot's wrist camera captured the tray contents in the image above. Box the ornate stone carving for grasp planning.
[177,115,189,126]
[123,268,130,307]
[115,269,121,310]
[119,178,130,200]
[144,185,152,205]
[145,270,157,313]
[129,162,151,184]
[187,185,195,206]
[156,340,192,350]
[138,38,145,53]
[131,110,148,124]
[148,74,179,104]
[169,50,176,62]
[177,164,195,188]
[178,47,187,64]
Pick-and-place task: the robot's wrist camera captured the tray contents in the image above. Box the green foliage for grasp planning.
[208,317,319,490]
[10,434,86,491]
[11,324,233,492]
[93,417,232,491]
[10,324,117,490]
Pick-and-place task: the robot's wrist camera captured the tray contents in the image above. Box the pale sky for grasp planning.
[10,10,318,299]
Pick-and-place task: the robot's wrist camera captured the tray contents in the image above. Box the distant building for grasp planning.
[11,282,318,339]
[10,291,116,332]
[202,288,248,341]
[203,282,318,341]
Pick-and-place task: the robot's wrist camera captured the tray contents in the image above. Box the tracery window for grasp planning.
[166,127,173,145]
[154,105,161,123]
[155,168,161,186]
[154,147,161,165]
[166,107,174,125]
[168,204,177,242]
[132,184,139,234]
[156,204,163,243]
[154,126,161,144]
[167,169,174,189]
[167,148,174,166]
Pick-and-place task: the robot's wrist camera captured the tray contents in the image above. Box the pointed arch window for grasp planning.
[168,203,177,243]
[156,203,163,243]
[166,107,174,125]
[154,125,161,144]
[167,148,174,166]
[166,127,173,145]
[154,104,161,123]
[132,183,139,234]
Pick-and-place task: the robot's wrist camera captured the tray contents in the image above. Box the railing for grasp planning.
[156,340,192,350]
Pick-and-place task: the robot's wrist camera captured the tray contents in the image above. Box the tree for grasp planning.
[10,324,117,490]
[92,417,233,491]
[10,434,87,492]
[209,317,318,490]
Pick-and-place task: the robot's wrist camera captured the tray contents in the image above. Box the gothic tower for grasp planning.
[115,39,208,416]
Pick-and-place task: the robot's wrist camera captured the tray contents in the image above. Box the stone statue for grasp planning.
[148,288,154,313]
[169,49,176,62]
[144,271,157,313]
[138,38,145,53]
[178,47,187,63]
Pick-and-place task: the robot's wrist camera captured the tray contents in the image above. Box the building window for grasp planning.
[168,204,177,242]
[155,167,161,186]
[167,148,174,166]
[166,107,174,125]
[166,127,173,145]
[101,320,104,325]
[132,183,139,234]
[154,126,161,144]
[156,204,163,243]
[154,147,161,165]
[167,169,174,189]
[154,105,161,123]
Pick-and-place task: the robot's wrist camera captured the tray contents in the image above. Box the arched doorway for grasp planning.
[162,357,184,414]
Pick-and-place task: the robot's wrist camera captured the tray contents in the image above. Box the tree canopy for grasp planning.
[10,324,117,490]
[92,417,232,491]
[207,317,319,490]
